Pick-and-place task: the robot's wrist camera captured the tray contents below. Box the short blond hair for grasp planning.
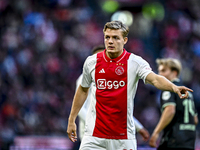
[103,20,129,38]
[156,58,182,76]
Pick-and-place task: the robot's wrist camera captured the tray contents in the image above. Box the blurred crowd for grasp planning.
[0,0,200,149]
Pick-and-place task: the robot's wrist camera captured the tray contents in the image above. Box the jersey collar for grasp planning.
[103,49,127,63]
[171,78,180,82]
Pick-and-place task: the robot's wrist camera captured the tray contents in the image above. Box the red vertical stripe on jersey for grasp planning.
[93,50,131,139]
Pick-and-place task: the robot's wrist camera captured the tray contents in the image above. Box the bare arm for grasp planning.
[194,115,198,125]
[76,75,88,121]
[67,85,89,142]
[149,105,175,147]
[78,103,88,121]
[146,72,193,99]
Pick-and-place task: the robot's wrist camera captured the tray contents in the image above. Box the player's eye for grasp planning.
[105,36,110,39]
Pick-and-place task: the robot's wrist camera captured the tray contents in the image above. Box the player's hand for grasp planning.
[174,86,193,99]
[149,132,159,147]
[138,128,150,142]
[67,121,77,142]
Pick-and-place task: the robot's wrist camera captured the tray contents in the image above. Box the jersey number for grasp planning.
[182,99,195,123]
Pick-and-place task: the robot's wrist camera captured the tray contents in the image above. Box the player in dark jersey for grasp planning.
[149,58,198,150]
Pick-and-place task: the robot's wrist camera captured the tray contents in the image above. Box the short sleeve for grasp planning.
[160,91,176,111]
[81,56,93,88]
[137,58,152,83]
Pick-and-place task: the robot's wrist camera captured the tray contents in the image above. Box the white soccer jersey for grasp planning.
[81,49,152,140]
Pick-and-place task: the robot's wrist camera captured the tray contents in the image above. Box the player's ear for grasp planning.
[124,37,128,44]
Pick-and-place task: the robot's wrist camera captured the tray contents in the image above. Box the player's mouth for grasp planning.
[108,46,115,49]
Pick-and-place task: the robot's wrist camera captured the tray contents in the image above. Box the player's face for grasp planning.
[104,29,128,58]
[158,65,174,81]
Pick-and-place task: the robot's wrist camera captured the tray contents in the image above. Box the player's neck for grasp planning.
[106,50,123,59]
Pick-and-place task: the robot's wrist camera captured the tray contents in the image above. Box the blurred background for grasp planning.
[0,0,200,149]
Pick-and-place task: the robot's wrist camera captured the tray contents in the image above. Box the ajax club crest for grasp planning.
[115,66,124,75]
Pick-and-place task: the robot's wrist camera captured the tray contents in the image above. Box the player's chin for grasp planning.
[106,49,116,53]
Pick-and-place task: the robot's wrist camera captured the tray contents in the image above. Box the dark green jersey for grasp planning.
[158,79,197,149]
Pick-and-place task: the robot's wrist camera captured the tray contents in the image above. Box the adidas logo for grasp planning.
[99,68,105,73]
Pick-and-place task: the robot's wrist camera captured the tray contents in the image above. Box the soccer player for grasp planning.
[149,58,198,150]
[77,45,150,142]
[67,20,193,150]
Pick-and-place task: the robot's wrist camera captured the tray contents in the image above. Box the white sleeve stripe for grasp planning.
[161,102,176,112]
